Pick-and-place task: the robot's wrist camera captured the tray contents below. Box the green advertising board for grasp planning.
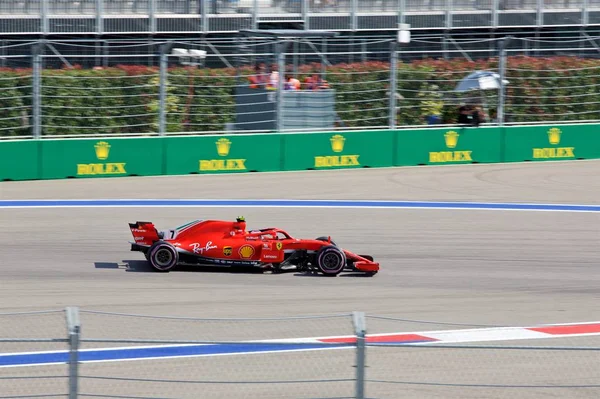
[3,123,600,183]
[282,130,395,171]
[395,126,503,166]
[165,133,282,175]
[0,140,40,181]
[40,137,163,179]
[504,124,600,163]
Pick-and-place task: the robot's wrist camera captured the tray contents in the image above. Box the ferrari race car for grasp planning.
[128,217,379,276]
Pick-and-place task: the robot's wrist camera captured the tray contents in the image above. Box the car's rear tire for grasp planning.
[148,241,178,272]
[315,236,337,247]
[315,245,346,276]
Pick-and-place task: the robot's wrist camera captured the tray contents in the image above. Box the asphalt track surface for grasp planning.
[1,160,600,398]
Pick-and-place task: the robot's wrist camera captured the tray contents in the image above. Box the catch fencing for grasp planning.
[1,308,599,399]
[2,34,600,139]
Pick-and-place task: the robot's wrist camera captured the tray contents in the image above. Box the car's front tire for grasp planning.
[315,245,346,276]
[147,241,179,272]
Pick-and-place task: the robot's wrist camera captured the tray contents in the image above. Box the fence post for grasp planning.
[536,0,543,27]
[389,41,398,129]
[352,311,366,399]
[159,44,171,136]
[66,307,81,399]
[446,0,453,31]
[351,0,357,31]
[302,0,308,30]
[32,42,43,139]
[276,41,287,133]
[96,0,104,35]
[149,0,156,35]
[497,38,508,126]
[202,0,209,33]
[41,0,49,35]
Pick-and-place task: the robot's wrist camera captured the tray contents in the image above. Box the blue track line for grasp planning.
[0,342,356,367]
[1,199,599,212]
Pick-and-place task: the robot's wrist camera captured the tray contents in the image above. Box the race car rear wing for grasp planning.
[128,221,160,246]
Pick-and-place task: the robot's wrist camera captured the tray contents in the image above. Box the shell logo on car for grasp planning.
[239,245,255,259]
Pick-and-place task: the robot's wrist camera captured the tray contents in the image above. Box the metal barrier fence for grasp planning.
[0,0,598,34]
[1,308,599,399]
[2,34,600,139]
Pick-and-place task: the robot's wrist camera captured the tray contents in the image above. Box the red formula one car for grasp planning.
[128,217,379,276]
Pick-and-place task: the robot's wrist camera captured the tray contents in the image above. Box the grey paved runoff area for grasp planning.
[1,160,600,399]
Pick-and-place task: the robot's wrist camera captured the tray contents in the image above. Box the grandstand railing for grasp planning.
[0,0,598,34]
[2,34,600,139]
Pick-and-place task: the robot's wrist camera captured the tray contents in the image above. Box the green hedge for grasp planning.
[1,56,600,136]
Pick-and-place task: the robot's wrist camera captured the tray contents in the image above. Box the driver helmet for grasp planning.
[232,216,246,233]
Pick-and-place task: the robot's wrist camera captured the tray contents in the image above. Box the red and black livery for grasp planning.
[128,217,379,277]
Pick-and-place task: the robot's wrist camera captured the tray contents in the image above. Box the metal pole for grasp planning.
[66,307,81,399]
[353,311,366,399]
[302,0,308,30]
[293,40,298,76]
[96,0,104,35]
[276,41,286,133]
[443,32,449,60]
[32,42,43,139]
[252,0,258,30]
[389,41,398,129]
[398,0,405,26]
[149,0,156,34]
[497,38,507,126]
[321,38,327,78]
[103,40,108,68]
[159,44,169,136]
[202,0,209,33]
[41,0,49,35]
[446,0,452,31]
[351,0,357,31]
[361,39,366,63]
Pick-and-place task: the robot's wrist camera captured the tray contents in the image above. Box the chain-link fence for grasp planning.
[2,34,600,139]
[1,308,600,399]
[0,310,70,399]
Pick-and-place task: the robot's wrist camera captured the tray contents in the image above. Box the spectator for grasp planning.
[472,106,487,126]
[457,103,472,125]
[248,63,267,88]
[304,73,329,90]
[284,75,300,90]
[267,65,279,90]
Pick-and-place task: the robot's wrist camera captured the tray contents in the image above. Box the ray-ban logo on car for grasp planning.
[190,242,217,254]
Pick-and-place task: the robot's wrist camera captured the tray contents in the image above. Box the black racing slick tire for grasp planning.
[315,245,346,276]
[315,236,338,247]
[147,241,179,272]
